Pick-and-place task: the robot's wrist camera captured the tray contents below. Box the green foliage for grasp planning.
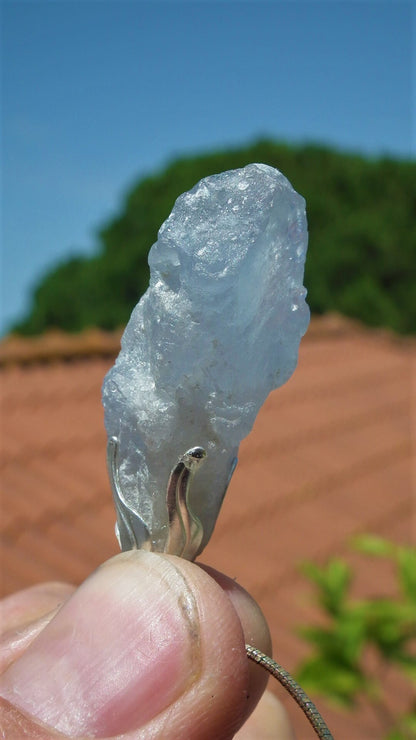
[12,139,416,335]
[296,535,416,739]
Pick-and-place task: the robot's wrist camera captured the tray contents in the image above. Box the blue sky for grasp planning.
[2,0,414,335]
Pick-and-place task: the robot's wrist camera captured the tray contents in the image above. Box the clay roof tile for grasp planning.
[1,317,414,739]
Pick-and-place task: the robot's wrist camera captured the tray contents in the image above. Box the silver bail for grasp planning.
[106,437,206,561]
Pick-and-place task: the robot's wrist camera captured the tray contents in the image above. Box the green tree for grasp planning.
[12,140,416,335]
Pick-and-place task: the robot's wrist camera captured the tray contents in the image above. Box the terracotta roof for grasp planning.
[1,317,414,739]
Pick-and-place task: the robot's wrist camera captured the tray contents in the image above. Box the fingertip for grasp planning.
[198,564,271,653]
[198,563,272,710]
[0,582,75,634]
[1,553,250,739]
[0,697,66,739]
[1,554,273,740]
[0,583,76,673]
[233,690,296,740]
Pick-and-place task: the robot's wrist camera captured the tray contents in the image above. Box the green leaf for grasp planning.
[352,534,396,558]
[296,655,373,706]
[395,654,416,684]
[398,547,416,603]
[300,558,352,616]
[386,710,416,740]
[361,599,416,660]
[298,611,367,666]
[296,537,416,737]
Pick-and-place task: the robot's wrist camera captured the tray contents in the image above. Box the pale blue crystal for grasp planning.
[102,163,309,553]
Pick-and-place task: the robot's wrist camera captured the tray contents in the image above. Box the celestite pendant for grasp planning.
[102,163,309,559]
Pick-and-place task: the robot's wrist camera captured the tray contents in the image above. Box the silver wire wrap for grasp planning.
[165,446,206,558]
[106,436,151,552]
[106,437,206,561]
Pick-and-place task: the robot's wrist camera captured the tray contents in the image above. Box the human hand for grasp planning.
[0,551,294,739]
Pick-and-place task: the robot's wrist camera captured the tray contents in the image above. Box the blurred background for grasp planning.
[1,2,415,738]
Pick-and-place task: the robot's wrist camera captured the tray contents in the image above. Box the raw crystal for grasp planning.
[102,163,309,554]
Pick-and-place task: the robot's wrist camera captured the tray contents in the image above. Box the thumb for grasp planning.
[1,550,270,739]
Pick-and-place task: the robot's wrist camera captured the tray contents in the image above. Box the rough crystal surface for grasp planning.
[102,163,309,553]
